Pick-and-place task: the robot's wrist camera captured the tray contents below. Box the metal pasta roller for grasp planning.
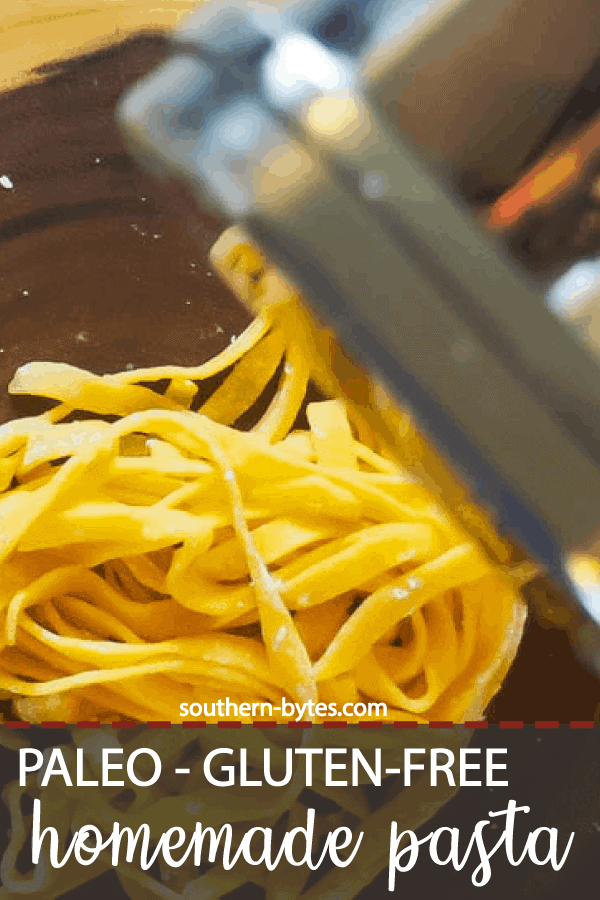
[117,0,600,676]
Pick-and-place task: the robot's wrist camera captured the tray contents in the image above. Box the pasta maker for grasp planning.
[118,0,600,676]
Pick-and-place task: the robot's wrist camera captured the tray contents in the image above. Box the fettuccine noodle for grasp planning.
[0,227,531,725]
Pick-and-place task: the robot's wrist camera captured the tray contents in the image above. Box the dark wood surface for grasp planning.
[0,33,599,725]
[0,33,251,430]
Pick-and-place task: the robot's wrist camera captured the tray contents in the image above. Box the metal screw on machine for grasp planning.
[119,0,600,675]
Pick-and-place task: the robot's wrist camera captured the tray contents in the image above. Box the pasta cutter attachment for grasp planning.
[118,0,600,676]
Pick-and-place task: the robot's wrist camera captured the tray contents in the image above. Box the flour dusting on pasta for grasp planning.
[0,228,531,724]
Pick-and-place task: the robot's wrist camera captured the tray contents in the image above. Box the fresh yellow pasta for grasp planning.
[0,227,533,725]
[0,224,536,900]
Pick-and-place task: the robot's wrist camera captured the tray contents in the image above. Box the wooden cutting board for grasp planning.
[0,0,197,92]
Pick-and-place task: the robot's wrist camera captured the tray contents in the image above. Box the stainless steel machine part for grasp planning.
[118,0,600,671]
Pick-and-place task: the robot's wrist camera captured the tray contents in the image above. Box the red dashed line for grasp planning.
[2,720,596,729]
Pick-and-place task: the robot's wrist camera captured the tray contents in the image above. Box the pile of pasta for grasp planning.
[0,227,532,724]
